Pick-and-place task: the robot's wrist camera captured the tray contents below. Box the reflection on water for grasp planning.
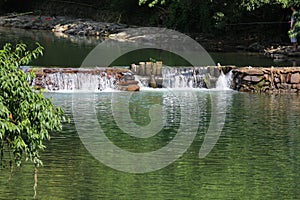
[0,27,98,66]
[210,52,299,67]
[1,27,297,67]
[1,91,300,199]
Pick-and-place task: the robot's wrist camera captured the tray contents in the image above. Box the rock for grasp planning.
[279,83,291,90]
[77,30,86,36]
[287,73,292,83]
[127,85,140,91]
[243,75,252,82]
[280,74,286,83]
[292,84,298,89]
[118,80,139,86]
[0,14,125,39]
[290,73,300,84]
[241,74,263,83]
[274,77,280,83]
[65,28,76,35]
[245,69,264,75]
[248,42,264,52]
[251,76,263,83]
[290,89,298,93]
[149,75,157,88]
[232,67,300,93]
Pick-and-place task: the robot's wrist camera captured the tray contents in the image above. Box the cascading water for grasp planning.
[28,66,233,92]
[162,67,207,88]
[30,70,117,92]
[42,73,116,92]
[161,66,232,90]
[215,70,233,90]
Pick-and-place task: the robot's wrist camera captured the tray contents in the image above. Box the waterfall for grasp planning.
[216,70,233,90]
[28,66,233,92]
[161,66,233,90]
[162,67,207,88]
[32,72,116,92]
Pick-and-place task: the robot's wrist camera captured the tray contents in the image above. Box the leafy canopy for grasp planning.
[0,43,65,167]
[241,0,300,10]
[139,0,168,7]
[139,0,300,9]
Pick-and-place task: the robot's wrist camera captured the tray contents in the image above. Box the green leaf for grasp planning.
[0,42,66,168]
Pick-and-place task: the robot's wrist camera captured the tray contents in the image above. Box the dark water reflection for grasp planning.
[0,27,98,66]
[1,26,297,67]
[1,91,300,199]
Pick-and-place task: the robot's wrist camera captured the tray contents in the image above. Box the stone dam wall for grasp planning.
[25,64,300,93]
[232,67,300,93]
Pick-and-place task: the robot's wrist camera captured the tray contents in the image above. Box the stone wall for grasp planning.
[131,61,163,77]
[25,65,300,93]
[231,67,300,93]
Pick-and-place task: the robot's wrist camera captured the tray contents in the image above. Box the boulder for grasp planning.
[127,85,140,91]
[245,69,264,75]
[290,73,300,84]
[243,75,252,82]
[118,80,139,86]
[251,76,263,83]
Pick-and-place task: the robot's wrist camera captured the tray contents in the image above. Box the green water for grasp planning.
[1,91,300,199]
[1,27,300,199]
[0,26,297,67]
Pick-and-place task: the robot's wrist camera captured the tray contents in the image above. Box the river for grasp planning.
[0,27,300,199]
[0,26,297,67]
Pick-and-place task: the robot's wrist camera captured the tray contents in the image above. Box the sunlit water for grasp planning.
[1,91,300,199]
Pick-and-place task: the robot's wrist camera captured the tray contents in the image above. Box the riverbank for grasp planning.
[0,13,276,53]
[0,13,128,38]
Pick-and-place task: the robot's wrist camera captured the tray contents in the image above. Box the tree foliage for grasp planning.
[241,0,300,10]
[0,43,65,167]
[139,0,300,9]
[0,0,296,40]
[139,0,168,7]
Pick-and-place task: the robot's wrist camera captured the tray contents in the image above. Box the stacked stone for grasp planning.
[131,61,163,88]
[232,67,300,93]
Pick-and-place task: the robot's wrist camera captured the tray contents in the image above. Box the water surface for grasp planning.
[1,26,297,67]
[1,91,300,199]
[1,27,300,199]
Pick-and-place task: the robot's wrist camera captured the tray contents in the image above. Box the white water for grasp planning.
[215,70,233,90]
[162,67,207,88]
[33,72,116,92]
[161,66,232,90]
[33,67,233,92]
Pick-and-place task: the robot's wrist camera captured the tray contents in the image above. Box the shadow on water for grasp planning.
[1,26,298,67]
[0,27,98,67]
[210,52,300,67]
